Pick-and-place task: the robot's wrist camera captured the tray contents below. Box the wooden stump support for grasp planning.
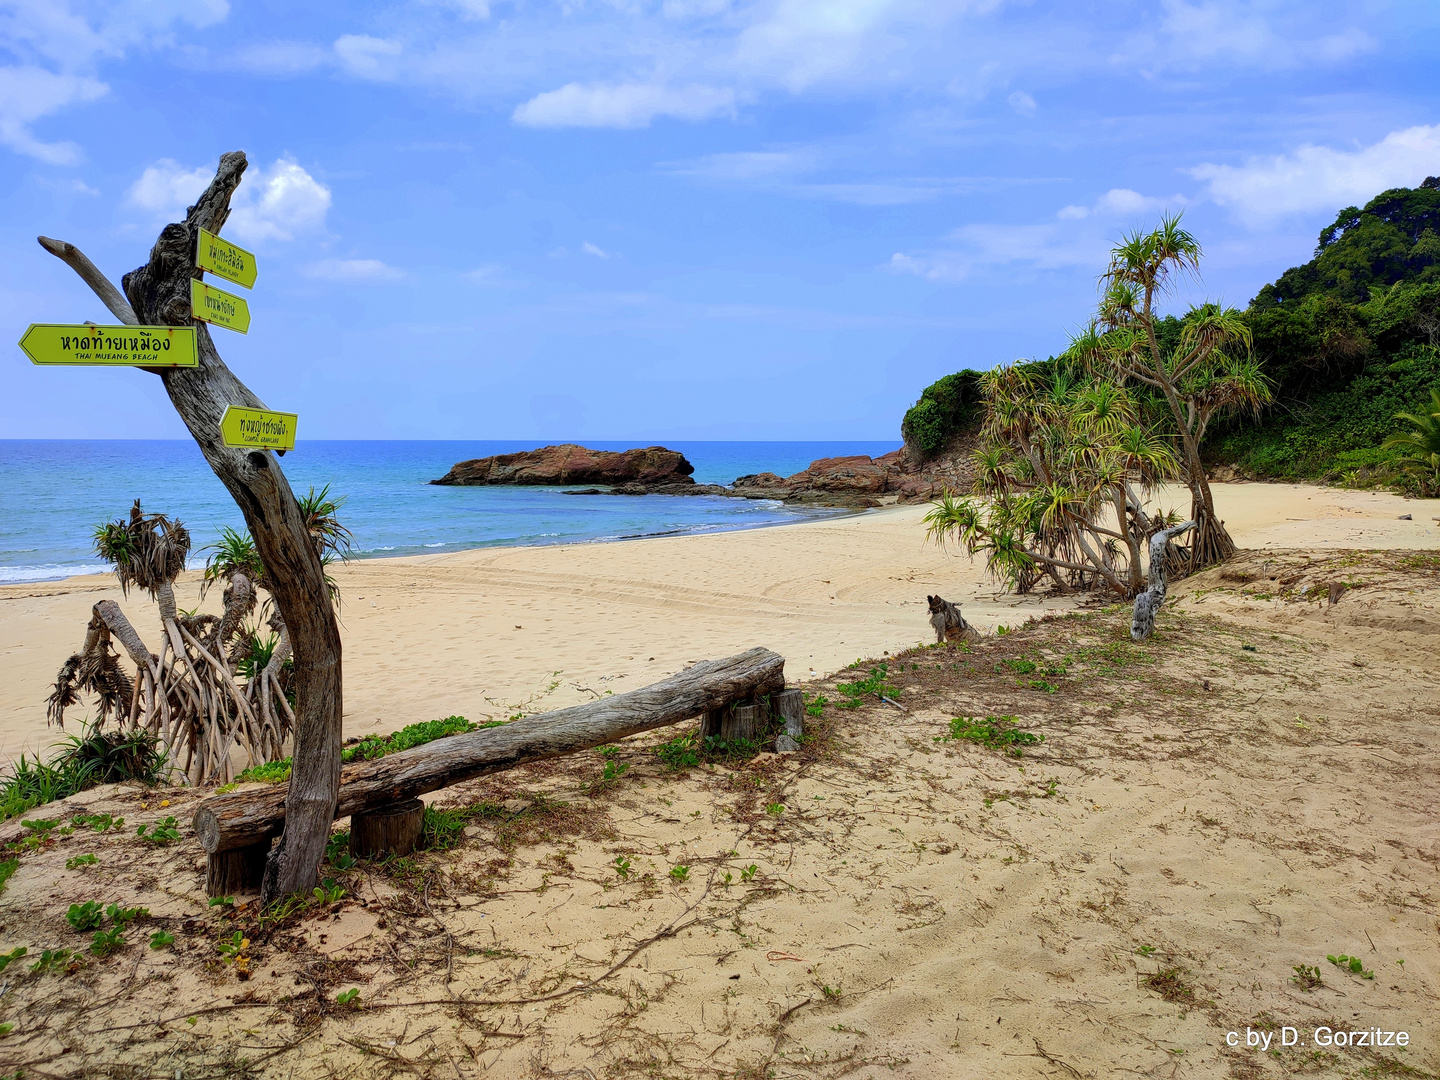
[350,798,424,859]
[205,837,271,896]
[195,647,787,892]
[773,688,804,752]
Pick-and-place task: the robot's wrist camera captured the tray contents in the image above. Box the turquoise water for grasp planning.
[0,440,900,584]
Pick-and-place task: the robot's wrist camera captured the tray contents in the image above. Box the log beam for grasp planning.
[194,647,785,854]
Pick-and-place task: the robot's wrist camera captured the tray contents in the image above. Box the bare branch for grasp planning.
[37,237,138,325]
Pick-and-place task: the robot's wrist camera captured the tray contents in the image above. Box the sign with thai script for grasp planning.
[18,324,198,366]
[220,406,297,451]
[196,227,257,289]
[190,279,251,334]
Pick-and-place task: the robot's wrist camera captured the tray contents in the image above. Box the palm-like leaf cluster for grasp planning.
[1383,388,1440,494]
[1065,214,1271,571]
[925,362,1183,597]
[48,486,352,786]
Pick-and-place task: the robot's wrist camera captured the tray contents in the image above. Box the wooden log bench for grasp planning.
[193,647,801,894]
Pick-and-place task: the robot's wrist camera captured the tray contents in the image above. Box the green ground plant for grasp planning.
[420,806,468,851]
[235,714,498,784]
[0,722,163,821]
[938,715,1044,757]
[67,902,103,931]
[135,816,180,844]
[836,664,895,709]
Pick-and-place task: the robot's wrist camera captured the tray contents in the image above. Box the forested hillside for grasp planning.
[1211,179,1440,484]
[904,179,1440,491]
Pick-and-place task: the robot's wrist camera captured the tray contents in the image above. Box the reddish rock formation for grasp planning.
[432,445,696,488]
[731,444,976,507]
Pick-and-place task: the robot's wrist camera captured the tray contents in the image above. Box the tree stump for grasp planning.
[722,703,761,742]
[349,798,424,859]
[699,707,723,742]
[773,688,804,752]
[205,838,270,897]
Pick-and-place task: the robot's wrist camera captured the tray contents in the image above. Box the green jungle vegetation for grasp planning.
[905,178,1440,495]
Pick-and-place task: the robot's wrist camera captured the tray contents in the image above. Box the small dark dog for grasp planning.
[927,594,980,645]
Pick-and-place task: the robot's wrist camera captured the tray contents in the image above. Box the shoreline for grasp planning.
[3,482,1438,765]
[0,492,862,587]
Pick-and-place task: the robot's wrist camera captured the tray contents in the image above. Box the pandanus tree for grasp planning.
[38,152,342,902]
[52,502,261,784]
[925,360,1185,597]
[1065,215,1271,570]
[202,485,352,761]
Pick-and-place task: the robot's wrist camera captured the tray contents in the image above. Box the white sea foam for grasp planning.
[0,563,109,585]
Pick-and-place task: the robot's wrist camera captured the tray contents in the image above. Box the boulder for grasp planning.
[730,445,976,507]
[432,445,696,488]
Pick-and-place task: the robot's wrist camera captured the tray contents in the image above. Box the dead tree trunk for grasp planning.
[39,151,342,903]
[194,647,785,859]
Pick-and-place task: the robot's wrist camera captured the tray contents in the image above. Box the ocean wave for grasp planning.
[0,562,109,585]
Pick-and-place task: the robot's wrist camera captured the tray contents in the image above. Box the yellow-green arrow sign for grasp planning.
[197,227,256,289]
[191,279,251,334]
[18,324,198,366]
[221,406,297,451]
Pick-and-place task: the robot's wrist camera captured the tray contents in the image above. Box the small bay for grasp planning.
[0,440,900,584]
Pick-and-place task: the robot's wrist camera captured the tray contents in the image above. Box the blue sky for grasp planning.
[2,0,1438,441]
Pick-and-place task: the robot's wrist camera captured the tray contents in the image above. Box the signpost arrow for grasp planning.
[220,405,297,451]
[191,279,251,334]
[197,227,257,289]
[18,324,198,366]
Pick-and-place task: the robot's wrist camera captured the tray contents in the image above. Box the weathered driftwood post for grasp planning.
[773,688,804,752]
[40,152,342,903]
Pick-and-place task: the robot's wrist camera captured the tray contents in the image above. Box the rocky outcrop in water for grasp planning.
[432,445,696,488]
[433,441,979,508]
[731,446,977,507]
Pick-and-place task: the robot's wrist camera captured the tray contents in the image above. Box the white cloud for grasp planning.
[1153,0,1374,69]
[665,147,821,182]
[233,39,331,76]
[889,222,1108,282]
[463,263,510,284]
[0,66,106,163]
[513,82,736,129]
[334,34,403,79]
[228,158,332,243]
[126,158,212,219]
[125,156,331,241]
[665,144,1031,204]
[1007,90,1035,116]
[1058,187,1185,220]
[303,258,403,282]
[581,242,610,259]
[422,0,492,20]
[1191,124,1440,224]
[0,0,229,163]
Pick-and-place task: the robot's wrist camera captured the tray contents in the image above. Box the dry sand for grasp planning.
[0,481,1436,1079]
[2,482,1437,762]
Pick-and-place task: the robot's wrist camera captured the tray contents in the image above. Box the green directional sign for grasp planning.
[190,279,251,334]
[19,324,198,367]
[221,406,297,451]
[197,227,257,289]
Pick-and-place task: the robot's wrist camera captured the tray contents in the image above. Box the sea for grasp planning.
[0,440,901,585]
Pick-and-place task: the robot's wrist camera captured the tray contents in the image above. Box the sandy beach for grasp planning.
[2,482,1437,761]
[0,479,1437,1078]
